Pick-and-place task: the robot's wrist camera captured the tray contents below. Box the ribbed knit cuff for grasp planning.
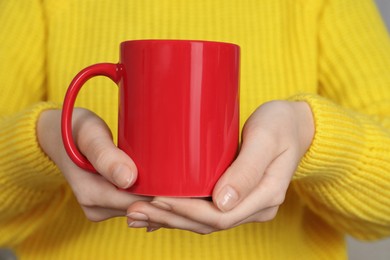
[287,94,390,239]
[0,102,64,192]
[288,94,368,180]
[0,102,73,246]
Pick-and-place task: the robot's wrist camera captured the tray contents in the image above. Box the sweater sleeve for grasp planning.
[290,0,390,241]
[0,0,68,247]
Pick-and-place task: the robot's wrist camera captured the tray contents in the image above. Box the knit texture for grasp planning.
[1,0,389,259]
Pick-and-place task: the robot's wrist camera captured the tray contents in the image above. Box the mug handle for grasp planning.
[61,63,123,173]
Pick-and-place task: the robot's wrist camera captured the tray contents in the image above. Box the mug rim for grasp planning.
[120,39,240,48]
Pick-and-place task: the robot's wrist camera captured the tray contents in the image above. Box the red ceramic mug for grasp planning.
[62,39,240,197]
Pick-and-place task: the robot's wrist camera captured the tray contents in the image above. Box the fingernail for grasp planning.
[128,221,149,228]
[126,212,149,221]
[113,165,133,188]
[216,185,239,212]
[151,201,172,211]
[146,227,161,233]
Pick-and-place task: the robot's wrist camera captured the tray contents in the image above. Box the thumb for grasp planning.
[74,109,138,189]
[212,130,274,212]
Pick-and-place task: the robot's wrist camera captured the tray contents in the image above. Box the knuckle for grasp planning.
[91,141,111,167]
[82,208,105,222]
[255,208,279,222]
[265,208,279,221]
[89,143,118,176]
[244,119,273,140]
[270,191,286,207]
[129,201,149,212]
[77,195,96,208]
[236,164,259,188]
[75,188,98,208]
[261,128,281,150]
[75,124,113,168]
[212,217,234,230]
[196,228,216,235]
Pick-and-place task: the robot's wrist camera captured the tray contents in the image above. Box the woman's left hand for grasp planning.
[126,100,315,233]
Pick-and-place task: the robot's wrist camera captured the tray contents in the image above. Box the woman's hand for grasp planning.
[126,101,314,233]
[37,108,150,222]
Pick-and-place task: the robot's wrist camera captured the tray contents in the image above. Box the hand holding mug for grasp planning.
[37,108,150,222]
[126,101,315,233]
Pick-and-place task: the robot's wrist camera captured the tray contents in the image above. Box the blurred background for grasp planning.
[347,1,390,260]
[376,0,390,28]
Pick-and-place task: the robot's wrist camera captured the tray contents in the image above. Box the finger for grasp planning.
[154,162,290,229]
[127,201,216,235]
[128,221,164,232]
[147,150,297,229]
[152,197,222,225]
[224,149,298,222]
[152,190,270,230]
[82,206,127,222]
[233,206,279,227]
[212,125,283,212]
[73,110,138,189]
[151,196,278,230]
[153,190,277,230]
[146,222,163,233]
[69,168,151,210]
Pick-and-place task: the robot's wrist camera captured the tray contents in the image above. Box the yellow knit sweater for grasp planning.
[1,0,389,259]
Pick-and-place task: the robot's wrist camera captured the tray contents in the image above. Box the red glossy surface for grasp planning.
[62,63,122,173]
[62,40,240,197]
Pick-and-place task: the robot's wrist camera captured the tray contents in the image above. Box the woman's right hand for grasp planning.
[37,108,150,221]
